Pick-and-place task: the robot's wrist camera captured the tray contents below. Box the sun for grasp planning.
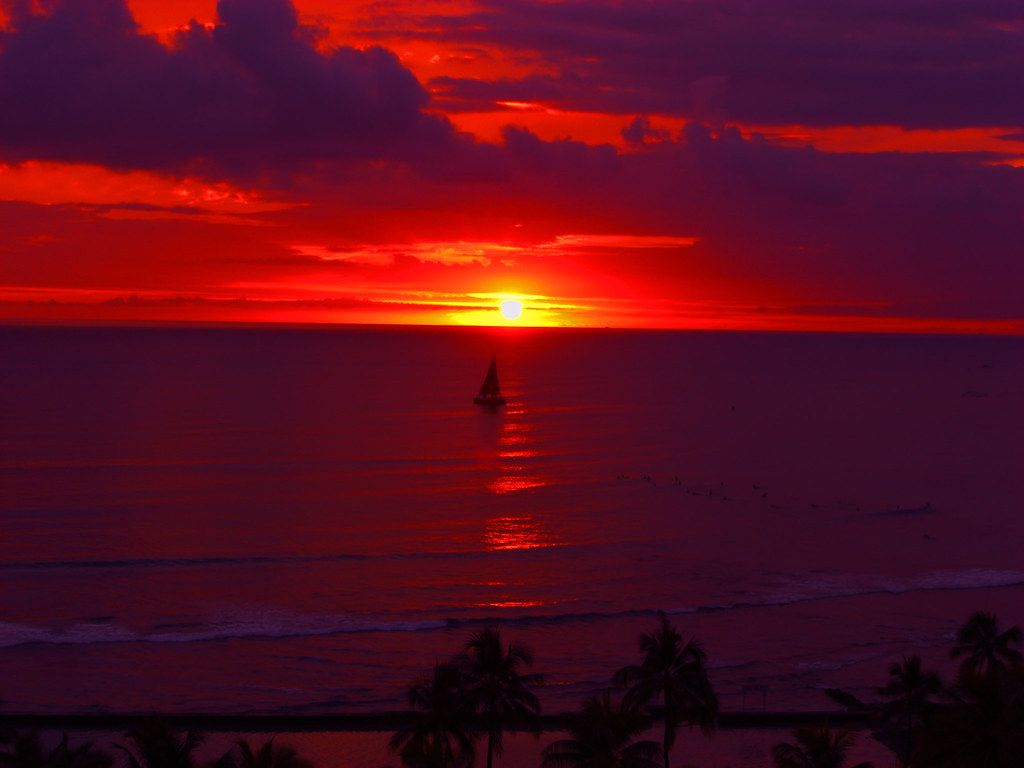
[500,299,524,321]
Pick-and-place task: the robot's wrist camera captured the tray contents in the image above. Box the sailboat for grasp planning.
[473,355,507,406]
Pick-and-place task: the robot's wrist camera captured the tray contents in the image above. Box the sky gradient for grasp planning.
[1,0,1022,331]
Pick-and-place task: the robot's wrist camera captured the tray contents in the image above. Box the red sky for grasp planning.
[1,0,1022,331]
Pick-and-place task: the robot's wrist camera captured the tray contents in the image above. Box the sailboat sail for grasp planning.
[478,357,502,398]
[474,356,506,405]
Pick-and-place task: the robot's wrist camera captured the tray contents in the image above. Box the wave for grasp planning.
[724,568,1024,609]
[0,614,448,649]
[0,620,139,647]
[3,568,1022,650]
[0,537,609,572]
[477,568,1024,629]
[0,554,372,571]
[0,547,573,572]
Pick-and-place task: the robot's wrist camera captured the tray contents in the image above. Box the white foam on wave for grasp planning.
[0,619,138,648]
[3,568,1022,650]
[148,611,448,643]
[668,567,1024,616]
[0,611,448,649]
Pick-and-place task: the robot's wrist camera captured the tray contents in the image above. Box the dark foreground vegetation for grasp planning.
[2,612,1021,768]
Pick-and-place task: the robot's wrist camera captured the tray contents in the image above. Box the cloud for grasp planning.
[1,0,1022,333]
[289,233,699,269]
[290,241,519,267]
[0,161,295,213]
[621,116,671,146]
[379,0,1024,128]
[0,0,450,175]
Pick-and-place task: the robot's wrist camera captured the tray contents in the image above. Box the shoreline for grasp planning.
[0,711,871,733]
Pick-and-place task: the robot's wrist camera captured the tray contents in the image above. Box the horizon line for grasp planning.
[1,317,1021,338]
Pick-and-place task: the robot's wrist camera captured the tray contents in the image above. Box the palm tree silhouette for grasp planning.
[613,612,718,768]
[224,739,312,768]
[456,627,543,768]
[1,730,52,768]
[951,612,1022,679]
[541,692,660,768]
[1,731,112,768]
[913,665,1024,768]
[114,719,203,768]
[875,656,942,766]
[390,662,477,768]
[771,724,873,768]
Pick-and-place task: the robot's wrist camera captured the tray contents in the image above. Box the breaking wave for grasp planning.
[2,568,1021,649]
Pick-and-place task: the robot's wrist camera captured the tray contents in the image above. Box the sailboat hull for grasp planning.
[473,394,507,406]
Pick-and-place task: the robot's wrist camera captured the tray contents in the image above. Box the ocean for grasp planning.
[1,325,1021,766]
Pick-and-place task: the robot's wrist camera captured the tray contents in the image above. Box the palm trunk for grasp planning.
[485,701,496,768]
[663,716,671,768]
[905,710,912,767]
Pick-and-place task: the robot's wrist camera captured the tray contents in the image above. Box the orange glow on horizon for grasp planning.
[1,283,1021,335]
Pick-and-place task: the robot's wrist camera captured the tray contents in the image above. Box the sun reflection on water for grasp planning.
[487,477,548,494]
[485,399,547,494]
[483,515,559,550]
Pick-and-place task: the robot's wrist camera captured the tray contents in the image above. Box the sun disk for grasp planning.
[500,299,524,320]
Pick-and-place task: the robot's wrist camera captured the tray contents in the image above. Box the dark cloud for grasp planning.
[376,0,1024,127]
[0,0,449,175]
[621,116,671,146]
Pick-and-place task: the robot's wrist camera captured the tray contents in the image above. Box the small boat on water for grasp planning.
[473,355,507,406]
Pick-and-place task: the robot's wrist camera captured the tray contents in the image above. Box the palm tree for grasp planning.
[875,656,942,766]
[224,740,312,768]
[771,724,873,768]
[913,664,1024,768]
[1,732,112,768]
[114,718,203,768]
[44,735,113,768]
[541,692,660,768]
[0,730,47,768]
[456,627,543,768]
[613,612,718,768]
[390,662,477,768]
[951,612,1022,679]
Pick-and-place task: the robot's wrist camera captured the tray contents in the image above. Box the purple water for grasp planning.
[1,325,1021,765]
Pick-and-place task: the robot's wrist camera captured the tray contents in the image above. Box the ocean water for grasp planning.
[1,325,1021,764]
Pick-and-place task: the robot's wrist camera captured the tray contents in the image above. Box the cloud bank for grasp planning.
[0,0,449,174]
[0,0,1022,330]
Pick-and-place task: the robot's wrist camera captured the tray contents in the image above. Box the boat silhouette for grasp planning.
[473,355,507,406]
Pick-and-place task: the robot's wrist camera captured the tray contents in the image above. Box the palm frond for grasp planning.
[825,689,869,711]
[111,744,144,768]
